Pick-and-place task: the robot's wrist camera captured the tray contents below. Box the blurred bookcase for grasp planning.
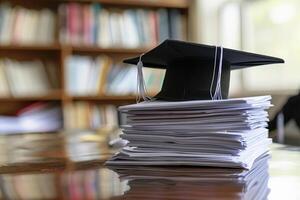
[0,0,190,134]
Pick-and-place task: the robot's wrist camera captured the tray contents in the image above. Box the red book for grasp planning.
[82,4,92,45]
[68,3,81,44]
[148,11,158,46]
[12,8,23,44]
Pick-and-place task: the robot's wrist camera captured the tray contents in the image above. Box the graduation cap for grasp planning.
[124,40,284,101]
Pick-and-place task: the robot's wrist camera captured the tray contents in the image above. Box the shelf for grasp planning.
[0,44,152,55]
[69,93,159,102]
[0,93,62,102]
[0,44,61,51]
[0,95,162,102]
[42,0,189,9]
[83,0,188,9]
[71,46,151,54]
[70,95,137,102]
[0,0,190,132]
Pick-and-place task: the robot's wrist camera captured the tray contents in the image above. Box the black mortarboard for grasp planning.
[124,40,284,101]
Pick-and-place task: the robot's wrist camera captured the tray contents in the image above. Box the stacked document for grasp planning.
[109,154,270,200]
[107,96,272,169]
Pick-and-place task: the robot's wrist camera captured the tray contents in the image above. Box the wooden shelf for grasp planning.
[0,44,151,55]
[85,0,188,9]
[70,95,137,102]
[69,93,159,102]
[0,0,190,130]
[71,46,151,54]
[0,93,62,102]
[0,93,159,102]
[38,0,190,9]
[0,44,61,51]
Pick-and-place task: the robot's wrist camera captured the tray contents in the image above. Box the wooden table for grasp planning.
[0,144,299,200]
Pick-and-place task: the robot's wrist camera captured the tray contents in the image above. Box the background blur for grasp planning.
[192,0,300,144]
[0,0,299,165]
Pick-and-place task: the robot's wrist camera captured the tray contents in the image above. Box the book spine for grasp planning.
[0,3,187,46]
[0,3,56,45]
[1,58,53,97]
[64,102,119,130]
[55,3,186,48]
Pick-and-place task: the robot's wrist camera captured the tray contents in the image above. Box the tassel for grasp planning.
[136,54,151,103]
[210,46,224,100]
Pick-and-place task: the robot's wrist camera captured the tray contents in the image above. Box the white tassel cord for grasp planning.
[136,54,151,102]
[210,47,218,99]
[210,46,224,100]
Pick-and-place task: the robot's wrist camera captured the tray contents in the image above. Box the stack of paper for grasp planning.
[107,96,272,169]
[109,154,270,200]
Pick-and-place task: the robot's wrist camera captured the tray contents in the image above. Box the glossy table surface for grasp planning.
[0,144,299,200]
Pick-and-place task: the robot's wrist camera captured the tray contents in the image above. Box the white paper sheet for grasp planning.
[107,96,272,169]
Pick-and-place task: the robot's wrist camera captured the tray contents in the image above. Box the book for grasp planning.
[64,102,119,130]
[148,10,158,46]
[0,3,15,44]
[36,9,56,44]
[58,4,67,43]
[0,60,10,96]
[166,9,187,40]
[97,55,113,95]
[157,9,170,42]
[122,9,140,48]
[2,58,52,97]
[109,11,123,46]
[58,3,187,47]
[106,65,136,96]
[0,2,187,48]
[66,55,113,96]
[83,4,93,45]
[0,3,55,45]
[106,64,164,96]
[66,55,163,96]
[68,3,81,45]
[97,8,111,47]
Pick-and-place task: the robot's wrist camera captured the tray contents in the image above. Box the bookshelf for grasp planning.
[0,0,191,132]
[8,0,190,9]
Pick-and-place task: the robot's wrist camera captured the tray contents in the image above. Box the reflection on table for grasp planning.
[0,140,300,199]
[109,154,269,200]
[0,167,126,200]
[0,156,269,200]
